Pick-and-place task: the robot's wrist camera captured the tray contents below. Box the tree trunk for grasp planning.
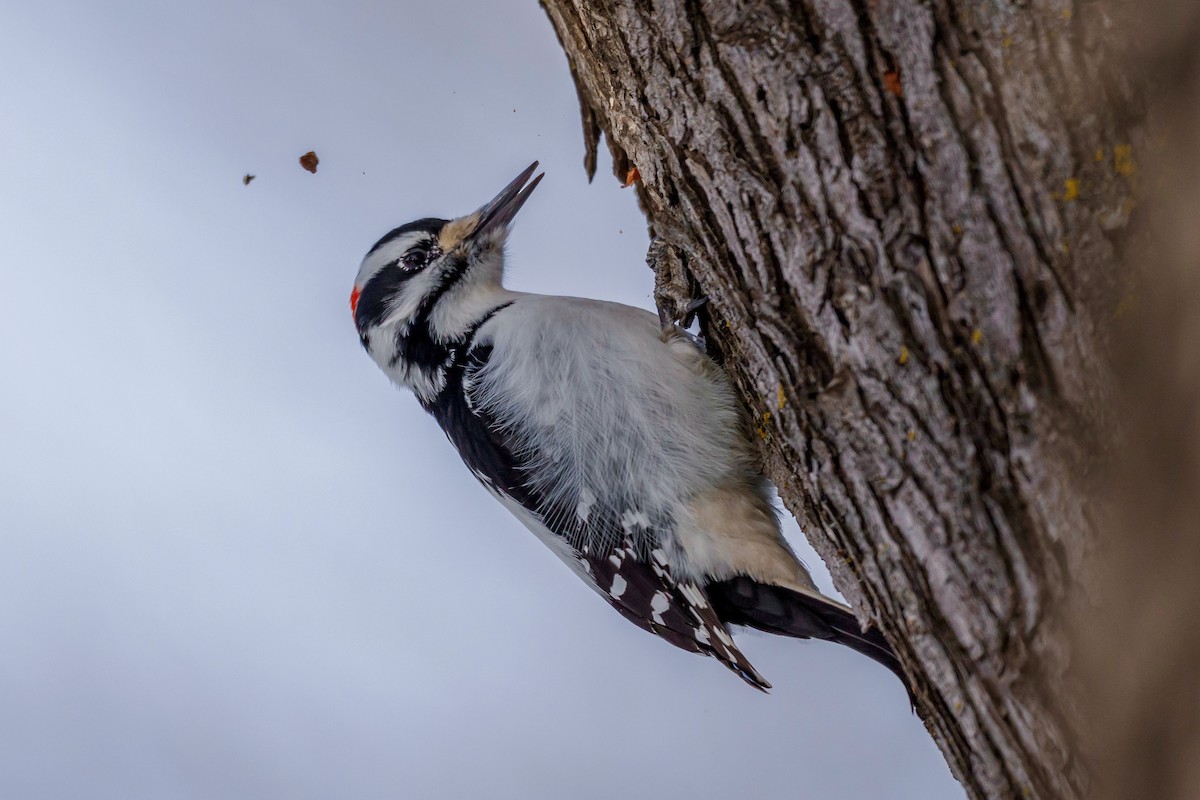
[541,2,1144,798]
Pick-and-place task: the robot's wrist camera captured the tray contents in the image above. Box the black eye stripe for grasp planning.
[354,260,421,330]
[355,238,449,332]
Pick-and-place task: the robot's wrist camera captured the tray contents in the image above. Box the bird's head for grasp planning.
[350,162,542,394]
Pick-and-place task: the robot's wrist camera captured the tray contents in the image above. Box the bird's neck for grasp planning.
[426,283,521,343]
[378,285,522,403]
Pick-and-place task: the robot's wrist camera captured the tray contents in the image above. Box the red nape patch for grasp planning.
[350,286,361,316]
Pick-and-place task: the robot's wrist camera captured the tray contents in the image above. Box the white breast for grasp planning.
[472,296,748,557]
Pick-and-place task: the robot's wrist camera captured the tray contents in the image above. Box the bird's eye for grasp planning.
[402,250,427,269]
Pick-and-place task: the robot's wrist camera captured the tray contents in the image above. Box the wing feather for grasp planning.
[423,330,768,688]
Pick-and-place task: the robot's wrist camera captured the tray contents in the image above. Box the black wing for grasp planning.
[423,338,770,689]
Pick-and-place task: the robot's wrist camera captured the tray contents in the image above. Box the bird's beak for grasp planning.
[436,160,544,251]
[473,161,543,239]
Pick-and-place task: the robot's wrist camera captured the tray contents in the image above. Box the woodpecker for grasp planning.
[350,162,907,693]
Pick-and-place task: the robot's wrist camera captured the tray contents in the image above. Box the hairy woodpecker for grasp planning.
[350,162,906,692]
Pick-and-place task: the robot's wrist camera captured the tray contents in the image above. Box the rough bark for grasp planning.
[541,2,1144,798]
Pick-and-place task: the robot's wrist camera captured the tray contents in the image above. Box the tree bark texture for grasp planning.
[541,3,1140,799]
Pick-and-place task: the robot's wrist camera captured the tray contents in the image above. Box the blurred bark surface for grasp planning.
[541,2,1149,798]
[1080,4,1200,800]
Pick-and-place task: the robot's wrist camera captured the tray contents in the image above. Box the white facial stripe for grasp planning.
[382,266,441,328]
[355,231,434,289]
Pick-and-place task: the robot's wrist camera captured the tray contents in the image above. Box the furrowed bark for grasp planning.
[540,2,1151,798]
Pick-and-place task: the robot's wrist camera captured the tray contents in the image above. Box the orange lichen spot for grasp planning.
[623,166,641,187]
[898,345,909,366]
[1060,8,1072,20]
[1060,240,1070,254]
[883,70,903,97]
[1062,178,1080,201]
[1094,147,1105,162]
[777,385,786,410]
[1002,35,1014,49]
[1114,144,1137,177]
[971,328,983,345]
[907,429,917,442]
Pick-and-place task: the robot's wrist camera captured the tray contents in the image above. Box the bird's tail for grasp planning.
[705,575,912,700]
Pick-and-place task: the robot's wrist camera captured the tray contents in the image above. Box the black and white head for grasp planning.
[350,162,543,399]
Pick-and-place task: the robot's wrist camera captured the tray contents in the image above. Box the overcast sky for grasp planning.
[0,2,961,798]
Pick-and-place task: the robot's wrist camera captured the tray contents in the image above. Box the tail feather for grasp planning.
[706,576,912,700]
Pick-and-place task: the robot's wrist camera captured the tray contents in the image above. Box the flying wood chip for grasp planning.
[299,151,319,173]
[242,174,255,186]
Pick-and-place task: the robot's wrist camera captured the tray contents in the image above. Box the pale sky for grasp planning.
[0,1,960,798]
